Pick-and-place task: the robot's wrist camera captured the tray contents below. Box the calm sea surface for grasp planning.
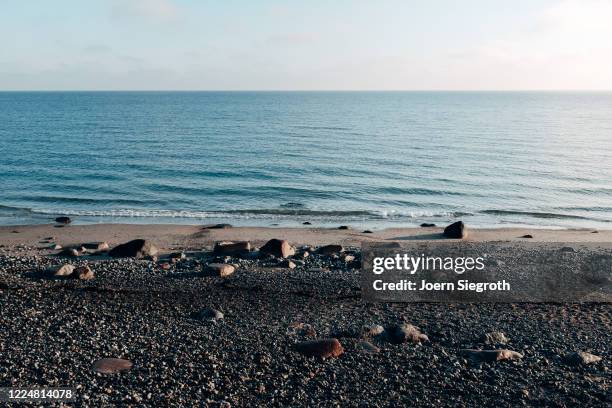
[1,91,611,229]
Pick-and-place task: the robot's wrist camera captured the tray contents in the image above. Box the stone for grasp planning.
[385,324,428,344]
[50,244,62,250]
[54,264,75,277]
[260,239,295,258]
[74,265,94,280]
[108,239,158,258]
[284,260,297,269]
[197,308,224,320]
[292,250,309,260]
[564,351,602,366]
[169,252,186,262]
[302,221,312,225]
[58,248,80,257]
[460,349,523,362]
[205,263,235,277]
[287,322,317,338]
[160,262,171,270]
[203,223,233,229]
[212,241,251,257]
[338,225,350,230]
[362,230,373,234]
[55,216,72,224]
[92,358,133,374]
[316,244,343,255]
[559,246,576,253]
[443,221,467,239]
[521,234,533,239]
[295,338,344,358]
[482,331,509,345]
[420,223,436,227]
[361,324,385,338]
[357,341,380,354]
[83,242,109,251]
[343,254,356,263]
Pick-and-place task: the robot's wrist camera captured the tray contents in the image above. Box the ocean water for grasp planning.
[0,91,611,229]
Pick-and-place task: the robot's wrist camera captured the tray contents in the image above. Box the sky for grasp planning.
[1,0,612,90]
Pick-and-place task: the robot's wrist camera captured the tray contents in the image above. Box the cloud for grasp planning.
[111,0,182,24]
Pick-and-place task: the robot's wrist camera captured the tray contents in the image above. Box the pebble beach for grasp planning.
[0,223,610,407]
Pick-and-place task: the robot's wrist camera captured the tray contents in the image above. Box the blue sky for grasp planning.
[1,0,611,90]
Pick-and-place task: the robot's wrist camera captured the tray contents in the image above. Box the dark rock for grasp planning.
[196,308,224,320]
[357,341,380,354]
[338,225,350,230]
[563,351,602,366]
[260,239,295,258]
[212,241,251,257]
[443,221,467,239]
[592,230,599,233]
[169,252,186,262]
[295,338,344,358]
[385,324,428,344]
[482,331,509,345]
[559,246,576,253]
[73,265,94,280]
[82,242,109,251]
[55,216,72,224]
[203,223,233,229]
[520,234,533,239]
[92,358,133,374]
[283,260,297,269]
[302,221,312,225]
[316,244,343,255]
[58,248,80,257]
[361,324,385,338]
[108,239,158,258]
[420,223,436,227]
[362,230,373,234]
[204,263,235,277]
[460,349,523,362]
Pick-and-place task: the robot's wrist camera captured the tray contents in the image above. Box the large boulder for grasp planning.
[82,242,109,251]
[204,263,235,277]
[55,216,72,224]
[260,239,295,258]
[92,358,133,374]
[564,351,602,366]
[443,221,467,239]
[316,244,343,255]
[54,264,75,277]
[73,265,94,280]
[108,239,158,258]
[212,241,251,257]
[295,338,344,358]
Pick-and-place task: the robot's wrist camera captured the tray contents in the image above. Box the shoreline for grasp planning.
[1,223,611,256]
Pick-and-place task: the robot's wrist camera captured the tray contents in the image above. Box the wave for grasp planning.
[1,204,468,221]
[480,209,611,222]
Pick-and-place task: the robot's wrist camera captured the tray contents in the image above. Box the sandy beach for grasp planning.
[0,223,610,406]
[2,223,610,255]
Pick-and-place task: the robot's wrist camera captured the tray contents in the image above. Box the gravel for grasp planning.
[0,248,610,407]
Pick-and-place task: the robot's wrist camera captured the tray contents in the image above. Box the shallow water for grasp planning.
[1,91,611,228]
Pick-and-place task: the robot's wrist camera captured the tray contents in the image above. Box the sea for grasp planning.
[0,91,611,229]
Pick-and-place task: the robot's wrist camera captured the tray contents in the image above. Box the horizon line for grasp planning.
[1,89,612,93]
